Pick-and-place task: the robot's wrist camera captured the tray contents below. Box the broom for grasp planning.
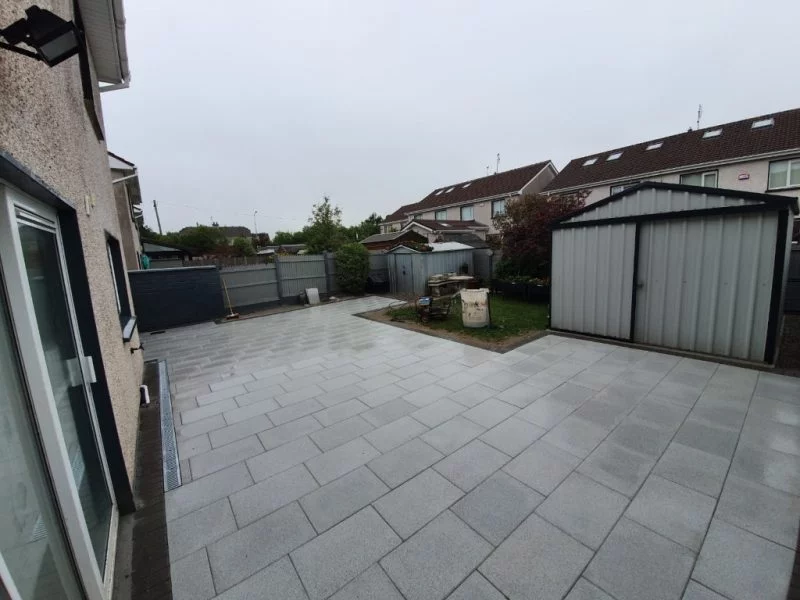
[222,278,240,320]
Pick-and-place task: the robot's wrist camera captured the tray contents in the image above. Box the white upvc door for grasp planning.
[0,183,118,599]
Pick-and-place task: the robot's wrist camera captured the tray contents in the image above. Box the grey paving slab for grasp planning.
[448,383,496,407]
[368,438,443,488]
[421,416,486,455]
[166,462,253,521]
[543,416,610,459]
[178,434,211,460]
[197,385,247,406]
[223,397,280,425]
[672,418,739,459]
[168,498,237,562]
[446,572,505,600]
[233,384,283,407]
[625,475,715,551]
[585,518,695,600]
[381,511,492,600]
[462,398,518,429]
[480,369,526,391]
[316,384,365,408]
[579,441,656,497]
[748,394,800,427]
[190,436,265,479]
[574,399,631,430]
[358,383,407,408]
[362,398,417,427]
[306,437,381,485]
[434,439,509,491]
[310,415,373,451]
[363,415,428,452]
[209,414,273,449]
[258,415,322,451]
[268,397,325,426]
[504,440,581,495]
[729,442,800,495]
[171,548,215,600]
[681,581,728,600]
[715,475,799,549]
[692,519,795,600]
[479,417,545,456]
[517,395,579,430]
[536,472,628,550]
[404,383,454,408]
[313,398,369,427]
[329,564,403,600]
[629,398,690,432]
[246,436,320,482]
[208,502,315,593]
[210,374,254,392]
[480,513,593,600]
[740,415,800,456]
[300,467,389,533]
[452,471,543,546]
[496,381,547,408]
[176,414,228,441]
[214,556,308,600]
[439,370,483,392]
[653,443,730,497]
[412,398,466,428]
[182,398,239,424]
[291,507,401,600]
[230,464,318,527]
[564,578,615,600]
[374,469,464,539]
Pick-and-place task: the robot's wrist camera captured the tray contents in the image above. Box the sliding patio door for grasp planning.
[0,184,117,599]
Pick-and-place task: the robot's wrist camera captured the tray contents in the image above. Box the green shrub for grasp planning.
[336,243,370,294]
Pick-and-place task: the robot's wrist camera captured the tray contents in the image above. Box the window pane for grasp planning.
[769,161,788,189]
[703,172,718,187]
[790,161,800,186]
[435,210,447,220]
[460,206,473,220]
[680,173,702,186]
[610,185,625,194]
[492,199,506,216]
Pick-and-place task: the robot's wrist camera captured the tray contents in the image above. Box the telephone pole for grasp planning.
[153,199,163,235]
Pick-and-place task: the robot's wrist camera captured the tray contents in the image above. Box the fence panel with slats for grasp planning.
[220,265,280,310]
[277,255,328,298]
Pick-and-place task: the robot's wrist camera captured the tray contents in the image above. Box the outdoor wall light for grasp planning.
[0,5,80,67]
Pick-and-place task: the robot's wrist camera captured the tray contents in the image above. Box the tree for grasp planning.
[232,237,256,256]
[493,192,588,278]
[305,196,346,253]
[347,213,383,242]
[176,225,228,255]
[273,230,308,245]
[335,243,370,294]
[252,232,272,248]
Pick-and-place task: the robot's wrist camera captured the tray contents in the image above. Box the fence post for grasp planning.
[274,255,284,304]
[323,251,332,295]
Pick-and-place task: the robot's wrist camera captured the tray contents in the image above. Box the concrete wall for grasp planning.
[0,0,143,483]
[579,158,800,206]
[111,170,142,270]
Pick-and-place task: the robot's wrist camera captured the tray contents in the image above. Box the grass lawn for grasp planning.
[387,295,549,342]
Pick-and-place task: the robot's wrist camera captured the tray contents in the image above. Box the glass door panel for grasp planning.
[17,220,113,576]
[0,270,83,599]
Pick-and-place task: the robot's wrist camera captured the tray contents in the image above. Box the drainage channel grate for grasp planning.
[158,360,182,492]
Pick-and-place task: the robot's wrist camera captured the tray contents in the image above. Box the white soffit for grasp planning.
[77,0,129,84]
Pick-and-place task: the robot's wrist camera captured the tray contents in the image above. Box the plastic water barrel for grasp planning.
[460,288,490,328]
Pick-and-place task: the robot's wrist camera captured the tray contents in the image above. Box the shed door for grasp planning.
[395,254,414,294]
[634,214,778,361]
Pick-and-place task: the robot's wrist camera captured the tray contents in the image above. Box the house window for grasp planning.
[768,158,800,190]
[680,171,718,187]
[106,236,135,340]
[435,209,447,220]
[492,198,506,217]
[610,181,639,195]
[460,205,474,220]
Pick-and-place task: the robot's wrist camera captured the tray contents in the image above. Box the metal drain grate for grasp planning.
[158,360,182,492]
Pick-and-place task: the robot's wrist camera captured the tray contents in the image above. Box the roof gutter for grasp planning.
[99,0,130,91]
[546,148,800,194]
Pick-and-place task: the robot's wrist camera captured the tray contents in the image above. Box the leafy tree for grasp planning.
[335,243,370,294]
[252,232,272,248]
[273,229,308,245]
[305,196,346,253]
[493,192,587,278]
[232,237,256,256]
[346,213,383,241]
[176,225,228,254]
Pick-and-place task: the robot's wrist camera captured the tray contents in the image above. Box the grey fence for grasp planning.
[473,249,501,283]
[786,247,800,314]
[220,265,280,310]
[387,248,474,295]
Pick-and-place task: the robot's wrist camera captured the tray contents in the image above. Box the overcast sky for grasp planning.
[102,0,800,237]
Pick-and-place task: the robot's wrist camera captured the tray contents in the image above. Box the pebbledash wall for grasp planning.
[0,0,143,491]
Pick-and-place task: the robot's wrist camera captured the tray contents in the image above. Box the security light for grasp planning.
[0,5,80,67]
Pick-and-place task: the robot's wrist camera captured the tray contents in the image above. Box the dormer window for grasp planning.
[583,158,598,166]
[446,187,454,193]
[702,129,722,138]
[752,118,774,129]
[462,182,471,188]
[607,152,622,161]
[646,142,663,150]
[434,189,443,195]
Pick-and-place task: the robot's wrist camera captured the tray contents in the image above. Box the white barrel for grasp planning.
[460,288,490,328]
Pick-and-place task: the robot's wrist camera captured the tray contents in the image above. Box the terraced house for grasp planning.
[1,0,143,598]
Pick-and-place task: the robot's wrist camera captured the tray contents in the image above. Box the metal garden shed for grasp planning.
[550,182,798,363]
[387,244,474,295]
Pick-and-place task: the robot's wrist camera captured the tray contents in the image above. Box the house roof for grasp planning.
[544,107,800,193]
[219,226,251,237]
[409,219,489,232]
[360,230,422,245]
[143,241,189,254]
[433,232,490,248]
[108,151,135,170]
[384,161,552,222]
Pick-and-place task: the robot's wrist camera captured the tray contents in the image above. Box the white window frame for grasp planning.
[435,209,447,220]
[767,158,800,190]
[0,183,118,600]
[610,181,640,195]
[680,171,718,187]
[491,198,506,217]
[460,205,474,220]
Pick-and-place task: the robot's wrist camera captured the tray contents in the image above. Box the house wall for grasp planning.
[578,157,800,205]
[0,0,143,484]
[112,170,142,269]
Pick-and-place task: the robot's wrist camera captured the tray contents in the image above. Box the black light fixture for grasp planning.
[0,5,80,67]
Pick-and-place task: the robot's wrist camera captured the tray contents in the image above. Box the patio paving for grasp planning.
[144,296,800,600]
